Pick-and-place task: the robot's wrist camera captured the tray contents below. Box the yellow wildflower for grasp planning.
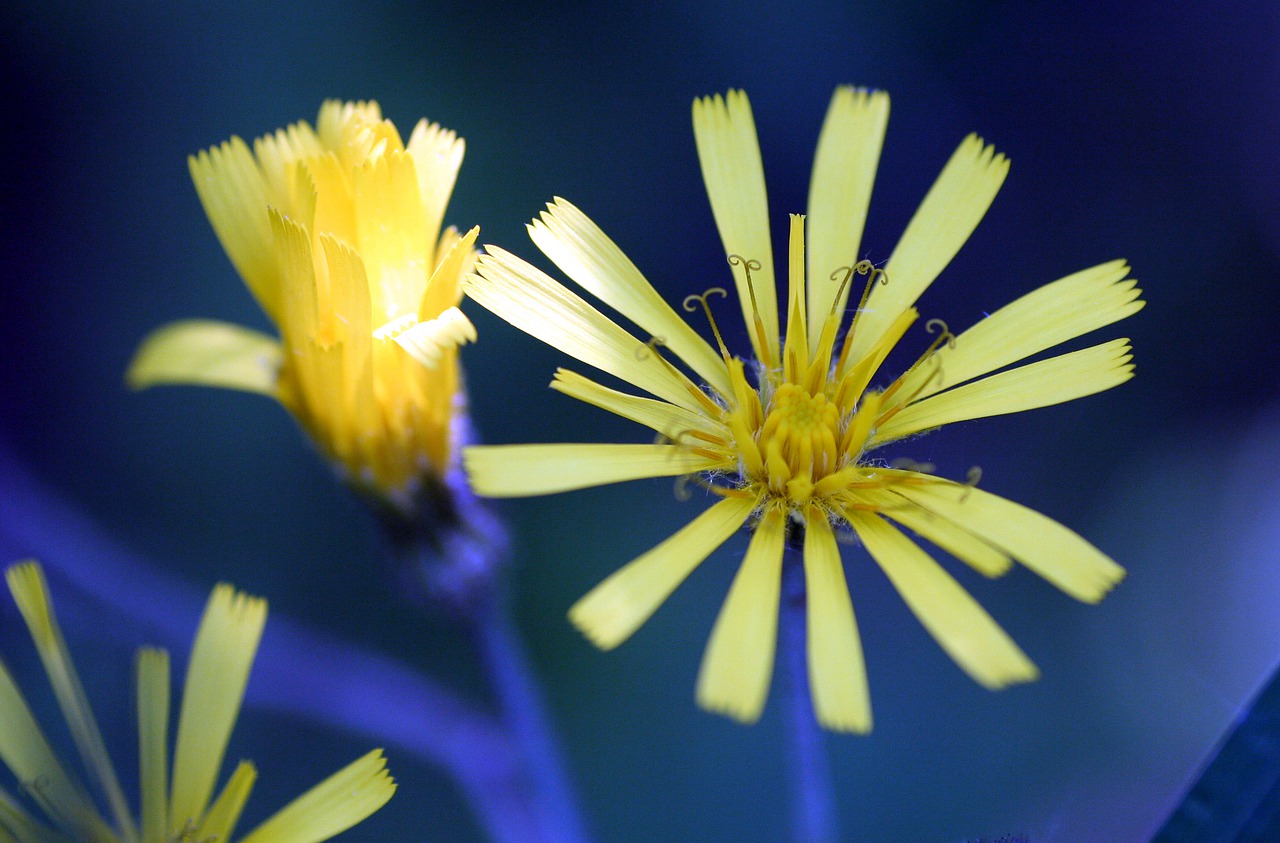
[127,101,477,510]
[464,88,1143,732]
[0,560,394,842]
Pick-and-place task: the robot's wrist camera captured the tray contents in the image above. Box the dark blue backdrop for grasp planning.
[3,1,1279,841]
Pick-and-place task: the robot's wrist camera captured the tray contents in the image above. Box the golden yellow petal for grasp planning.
[896,260,1144,402]
[418,225,478,321]
[271,209,320,347]
[353,150,431,322]
[850,514,1039,689]
[136,648,169,843]
[550,369,723,441]
[802,515,871,733]
[236,749,394,843]
[569,496,756,650]
[695,509,786,724]
[692,90,779,365]
[883,501,1012,578]
[875,338,1134,442]
[170,585,266,825]
[464,443,725,498]
[529,198,732,395]
[806,87,889,348]
[126,320,282,396]
[5,563,135,839]
[467,247,708,412]
[846,134,1009,367]
[890,480,1125,602]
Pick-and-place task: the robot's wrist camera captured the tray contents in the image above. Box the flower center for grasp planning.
[757,383,843,503]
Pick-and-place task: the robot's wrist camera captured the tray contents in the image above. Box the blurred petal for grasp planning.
[126,320,281,395]
[465,443,725,497]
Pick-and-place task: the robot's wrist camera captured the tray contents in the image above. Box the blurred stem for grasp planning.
[782,548,838,843]
[473,594,591,843]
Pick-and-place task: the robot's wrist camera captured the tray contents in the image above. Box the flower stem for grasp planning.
[474,596,591,843]
[782,550,838,843]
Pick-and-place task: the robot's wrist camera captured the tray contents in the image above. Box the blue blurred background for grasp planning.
[3,1,1280,841]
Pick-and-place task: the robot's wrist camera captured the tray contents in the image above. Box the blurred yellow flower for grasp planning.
[128,101,477,510]
[464,88,1143,732]
[0,560,394,843]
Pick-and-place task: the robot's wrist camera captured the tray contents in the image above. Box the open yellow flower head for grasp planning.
[464,88,1143,732]
[0,561,395,843]
[128,101,478,510]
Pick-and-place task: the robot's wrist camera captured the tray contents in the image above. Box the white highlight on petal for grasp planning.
[388,306,477,368]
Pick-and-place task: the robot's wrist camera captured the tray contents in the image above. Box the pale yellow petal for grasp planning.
[802,515,871,733]
[0,786,62,843]
[883,501,1012,577]
[0,656,106,840]
[126,320,282,395]
[850,514,1038,688]
[464,443,725,498]
[5,562,135,840]
[550,369,723,441]
[529,198,731,395]
[846,134,1009,366]
[237,749,394,843]
[189,138,279,321]
[252,120,323,213]
[467,247,707,411]
[875,338,1134,442]
[391,307,476,369]
[196,761,256,843]
[418,226,478,321]
[271,209,320,348]
[897,260,1144,401]
[890,479,1125,602]
[806,87,889,347]
[692,90,779,363]
[170,585,267,825]
[406,118,465,255]
[696,509,786,723]
[136,649,169,843]
[569,496,756,649]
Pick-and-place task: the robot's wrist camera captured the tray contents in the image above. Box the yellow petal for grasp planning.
[392,306,476,369]
[692,90,779,365]
[467,247,707,412]
[353,150,430,322]
[126,320,282,395]
[846,134,1009,366]
[896,260,1144,402]
[529,198,731,396]
[850,513,1039,689]
[406,118,465,259]
[0,657,105,840]
[5,562,135,839]
[875,338,1134,442]
[418,225,478,321]
[802,515,871,733]
[196,761,256,843]
[170,585,267,825]
[0,785,62,843]
[806,87,889,347]
[464,443,725,498]
[569,496,756,649]
[696,509,786,723]
[189,137,279,321]
[550,369,723,441]
[237,749,394,843]
[137,648,170,843]
[883,500,1012,577]
[890,479,1125,602]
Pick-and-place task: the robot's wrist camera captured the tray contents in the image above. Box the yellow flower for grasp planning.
[463,88,1143,732]
[0,561,394,843]
[127,101,478,510]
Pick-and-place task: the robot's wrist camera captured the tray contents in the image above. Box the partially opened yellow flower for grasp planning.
[128,101,477,510]
[0,561,394,842]
[464,88,1143,732]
